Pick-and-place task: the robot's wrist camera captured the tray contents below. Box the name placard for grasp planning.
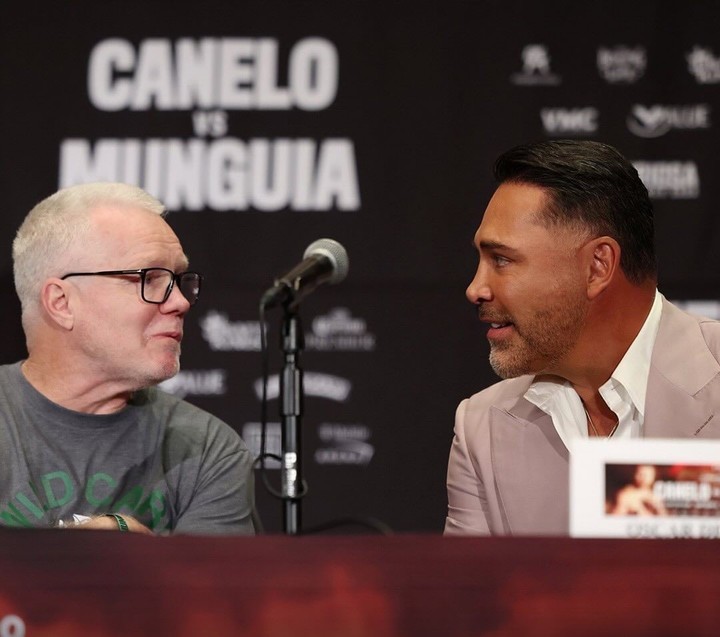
[570,439,720,538]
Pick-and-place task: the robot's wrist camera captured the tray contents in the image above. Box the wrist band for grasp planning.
[105,513,129,532]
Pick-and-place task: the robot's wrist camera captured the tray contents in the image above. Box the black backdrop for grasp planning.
[2,1,719,533]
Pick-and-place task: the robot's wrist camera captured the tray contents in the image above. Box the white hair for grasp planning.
[13,182,166,331]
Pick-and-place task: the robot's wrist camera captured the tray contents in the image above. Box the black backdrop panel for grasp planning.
[2,1,720,532]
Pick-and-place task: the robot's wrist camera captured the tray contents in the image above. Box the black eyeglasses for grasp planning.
[61,268,203,306]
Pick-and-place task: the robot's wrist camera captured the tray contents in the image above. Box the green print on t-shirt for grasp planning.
[0,469,168,530]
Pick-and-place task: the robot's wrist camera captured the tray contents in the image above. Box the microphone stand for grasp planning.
[279,300,304,535]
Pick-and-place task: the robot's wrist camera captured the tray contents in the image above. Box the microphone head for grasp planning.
[303,238,349,285]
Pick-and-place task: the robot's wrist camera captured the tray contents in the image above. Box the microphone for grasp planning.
[260,238,349,308]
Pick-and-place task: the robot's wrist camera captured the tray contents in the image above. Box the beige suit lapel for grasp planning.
[490,400,569,535]
[645,300,720,438]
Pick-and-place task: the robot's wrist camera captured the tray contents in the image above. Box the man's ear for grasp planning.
[585,236,621,300]
[41,278,75,330]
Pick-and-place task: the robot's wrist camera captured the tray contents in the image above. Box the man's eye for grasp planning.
[493,255,510,267]
[145,272,164,283]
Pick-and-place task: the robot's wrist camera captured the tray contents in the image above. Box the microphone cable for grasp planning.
[254,297,392,536]
[254,300,308,501]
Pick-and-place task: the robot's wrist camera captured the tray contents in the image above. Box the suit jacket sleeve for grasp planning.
[445,398,491,535]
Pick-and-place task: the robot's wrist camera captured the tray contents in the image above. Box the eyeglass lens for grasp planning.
[178,273,201,305]
[142,269,201,305]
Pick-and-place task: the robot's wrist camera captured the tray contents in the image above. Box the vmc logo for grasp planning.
[627,104,710,138]
[541,107,598,135]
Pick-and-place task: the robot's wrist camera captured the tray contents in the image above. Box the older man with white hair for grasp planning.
[1,182,255,535]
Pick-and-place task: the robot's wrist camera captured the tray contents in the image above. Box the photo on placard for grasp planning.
[604,463,720,517]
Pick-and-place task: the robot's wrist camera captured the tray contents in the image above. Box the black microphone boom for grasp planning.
[260,238,349,308]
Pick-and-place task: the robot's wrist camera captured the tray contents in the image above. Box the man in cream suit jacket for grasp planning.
[445,140,720,536]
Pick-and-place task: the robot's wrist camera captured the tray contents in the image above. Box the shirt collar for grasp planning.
[601,289,662,418]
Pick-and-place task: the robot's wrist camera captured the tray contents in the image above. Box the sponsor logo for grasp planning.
[199,311,262,351]
[306,307,376,351]
[597,46,646,83]
[671,300,720,320]
[242,422,281,469]
[511,45,561,86]
[314,423,374,466]
[254,372,351,402]
[158,369,227,398]
[687,46,720,84]
[633,161,700,199]
[59,37,361,212]
[200,307,375,352]
[627,104,710,138]
[541,107,598,134]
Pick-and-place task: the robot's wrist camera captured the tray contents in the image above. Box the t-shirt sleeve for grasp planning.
[169,413,256,536]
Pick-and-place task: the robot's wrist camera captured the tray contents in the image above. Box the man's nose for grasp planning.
[162,280,192,314]
[466,263,492,304]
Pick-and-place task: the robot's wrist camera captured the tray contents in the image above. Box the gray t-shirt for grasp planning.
[0,362,255,535]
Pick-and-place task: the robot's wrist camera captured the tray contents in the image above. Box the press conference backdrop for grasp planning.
[1,1,719,533]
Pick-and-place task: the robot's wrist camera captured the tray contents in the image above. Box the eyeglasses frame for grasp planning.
[60,268,203,306]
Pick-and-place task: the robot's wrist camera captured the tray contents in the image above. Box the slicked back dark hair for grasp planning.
[493,140,656,284]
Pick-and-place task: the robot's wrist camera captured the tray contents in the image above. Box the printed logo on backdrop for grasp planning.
[306,308,376,351]
[597,46,646,83]
[254,372,351,402]
[199,307,375,352]
[243,422,281,469]
[59,37,360,212]
[541,107,598,135]
[240,422,374,468]
[670,300,720,320]
[687,46,720,84]
[627,104,711,138]
[511,45,561,86]
[315,423,374,466]
[159,369,227,397]
[633,161,700,199]
[200,311,262,351]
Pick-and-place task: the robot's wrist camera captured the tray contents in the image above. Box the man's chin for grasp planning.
[489,339,551,379]
[150,358,181,385]
[489,353,528,379]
